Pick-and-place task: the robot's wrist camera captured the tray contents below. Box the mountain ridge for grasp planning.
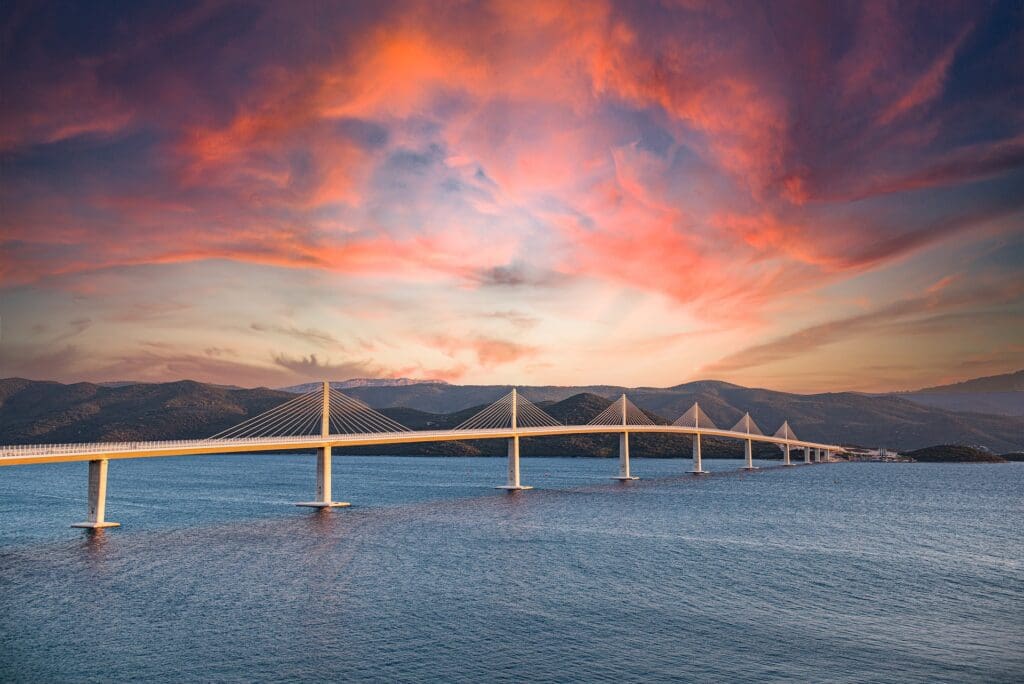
[1,376,1022,452]
[888,369,1024,416]
[913,369,1024,393]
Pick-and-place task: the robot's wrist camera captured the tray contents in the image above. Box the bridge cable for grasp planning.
[453,390,561,430]
[587,395,655,426]
[729,412,764,436]
[208,390,323,440]
[772,420,798,441]
[673,402,718,430]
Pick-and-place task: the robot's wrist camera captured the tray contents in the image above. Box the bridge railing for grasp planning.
[0,426,844,459]
[0,435,325,458]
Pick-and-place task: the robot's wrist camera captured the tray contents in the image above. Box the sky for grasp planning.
[1,0,1022,393]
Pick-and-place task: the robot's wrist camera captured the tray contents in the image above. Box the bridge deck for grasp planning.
[0,425,844,467]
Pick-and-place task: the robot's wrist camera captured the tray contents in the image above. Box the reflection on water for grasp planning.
[1,456,1023,681]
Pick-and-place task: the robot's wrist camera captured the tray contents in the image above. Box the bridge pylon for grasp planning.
[71,459,119,530]
[773,420,798,466]
[675,402,716,474]
[454,388,560,491]
[496,388,532,491]
[296,382,351,508]
[611,394,640,481]
[730,412,763,471]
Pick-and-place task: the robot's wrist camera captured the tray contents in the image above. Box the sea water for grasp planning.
[1,455,1022,682]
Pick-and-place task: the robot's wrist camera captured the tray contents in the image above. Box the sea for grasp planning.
[1,455,1022,682]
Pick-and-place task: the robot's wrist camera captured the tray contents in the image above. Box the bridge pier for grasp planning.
[742,438,758,470]
[296,446,351,508]
[689,433,709,474]
[804,447,812,464]
[783,443,794,466]
[71,459,119,529]
[815,448,822,463]
[613,432,639,480]
[496,436,532,490]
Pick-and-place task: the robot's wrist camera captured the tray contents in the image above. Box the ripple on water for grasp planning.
[1,456,1022,682]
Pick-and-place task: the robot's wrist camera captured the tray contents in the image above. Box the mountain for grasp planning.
[339,379,1024,452]
[0,378,294,444]
[1,377,1022,452]
[890,370,1024,416]
[338,393,777,459]
[280,378,447,393]
[916,370,1024,393]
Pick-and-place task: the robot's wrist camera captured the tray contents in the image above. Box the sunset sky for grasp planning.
[1,0,1022,392]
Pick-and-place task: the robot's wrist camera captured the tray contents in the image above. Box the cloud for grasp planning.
[478,310,540,330]
[876,24,974,126]
[271,352,388,381]
[1,1,1021,390]
[0,342,295,388]
[474,263,566,288]
[250,323,341,348]
[428,335,539,368]
[704,281,1024,375]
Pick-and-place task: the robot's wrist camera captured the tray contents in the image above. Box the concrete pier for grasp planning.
[296,446,351,508]
[804,447,812,464]
[71,459,119,529]
[742,438,758,470]
[689,433,709,474]
[613,432,639,480]
[496,435,532,490]
[783,443,794,466]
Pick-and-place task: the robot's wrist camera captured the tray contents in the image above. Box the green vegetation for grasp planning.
[901,445,1008,463]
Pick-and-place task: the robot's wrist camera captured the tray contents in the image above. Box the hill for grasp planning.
[901,445,1008,463]
[2,377,1023,453]
[0,378,294,444]
[343,393,778,459]
[915,370,1024,393]
[340,380,1024,452]
[890,370,1024,416]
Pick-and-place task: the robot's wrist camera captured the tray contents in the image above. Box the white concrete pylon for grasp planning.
[689,433,709,474]
[614,394,638,480]
[497,388,532,491]
[783,442,793,466]
[742,438,758,470]
[296,381,351,508]
[71,458,119,529]
[614,432,639,480]
[804,447,812,464]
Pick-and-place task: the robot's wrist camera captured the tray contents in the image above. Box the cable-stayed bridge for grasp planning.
[0,383,844,528]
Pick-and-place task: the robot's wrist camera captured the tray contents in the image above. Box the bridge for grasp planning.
[0,383,844,529]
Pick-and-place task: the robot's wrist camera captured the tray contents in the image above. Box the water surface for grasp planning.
[1,455,1022,681]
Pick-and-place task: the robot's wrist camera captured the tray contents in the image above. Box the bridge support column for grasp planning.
[815,448,822,463]
[296,446,351,508]
[783,443,794,466]
[689,433,708,474]
[614,432,638,480]
[496,436,532,491]
[72,459,119,529]
[804,447,811,464]
[742,438,758,470]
